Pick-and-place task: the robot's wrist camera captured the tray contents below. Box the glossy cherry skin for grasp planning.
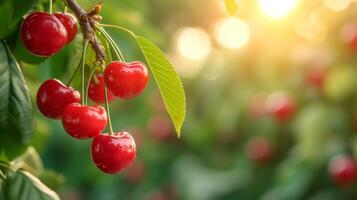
[20,12,68,56]
[88,74,115,104]
[104,61,148,99]
[266,92,296,122]
[307,67,327,90]
[61,103,107,139]
[37,79,80,119]
[54,12,78,44]
[246,137,273,164]
[91,132,136,174]
[329,155,357,185]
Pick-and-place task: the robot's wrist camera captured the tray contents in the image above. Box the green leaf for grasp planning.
[3,170,60,200]
[12,147,44,174]
[224,0,238,16]
[0,41,33,146]
[0,0,38,39]
[135,36,186,137]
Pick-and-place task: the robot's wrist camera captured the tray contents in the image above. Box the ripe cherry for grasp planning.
[266,92,296,122]
[91,132,136,174]
[329,155,357,185]
[246,137,273,164]
[148,115,172,141]
[20,12,68,56]
[54,12,78,44]
[88,74,115,104]
[307,67,327,90]
[123,160,145,183]
[37,79,80,119]
[341,22,357,51]
[104,61,148,99]
[61,103,107,139]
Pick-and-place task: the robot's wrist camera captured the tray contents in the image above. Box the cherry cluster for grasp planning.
[20,10,149,174]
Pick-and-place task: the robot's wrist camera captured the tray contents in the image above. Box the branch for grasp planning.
[63,0,105,63]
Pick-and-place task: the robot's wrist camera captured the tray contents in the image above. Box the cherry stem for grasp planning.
[64,6,67,13]
[105,39,113,61]
[96,26,125,62]
[85,66,99,105]
[101,65,114,135]
[63,0,106,62]
[49,0,53,14]
[81,40,89,105]
[66,59,82,86]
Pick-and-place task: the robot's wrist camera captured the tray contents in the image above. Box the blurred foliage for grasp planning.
[1,0,357,199]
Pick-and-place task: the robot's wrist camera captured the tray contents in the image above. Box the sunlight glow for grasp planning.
[214,17,251,49]
[176,28,211,60]
[259,0,299,18]
[324,0,351,11]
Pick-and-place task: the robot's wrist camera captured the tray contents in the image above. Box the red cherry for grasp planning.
[329,155,357,185]
[54,12,78,44]
[123,160,145,183]
[148,115,172,141]
[61,103,107,139]
[307,67,327,89]
[341,22,357,51]
[91,132,136,174]
[88,74,115,104]
[104,61,148,99]
[37,79,80,119]
[20,12,68,56]
[246,137,273,164]
[266,92,296,122]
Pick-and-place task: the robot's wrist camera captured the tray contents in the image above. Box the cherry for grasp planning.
[341,22,357,51]
[61,103,107,139]
[37,79,80,119]
[123,160,145,183]
[148,115,172,141]
[54,12,78,44]
[329,155,357,185]
[104,61,148,99]
[266,92,296,122]
[88,74,115,104]
[91,132,136,174]
[307,67,327,90]
[246,137,273,164]
[20,12,68,56]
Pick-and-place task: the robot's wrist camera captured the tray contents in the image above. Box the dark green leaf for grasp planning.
[0,0,38,39]
[3,170,60,200]
[0,41,33,146]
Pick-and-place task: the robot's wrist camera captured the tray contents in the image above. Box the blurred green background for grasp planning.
[9,0,357,199]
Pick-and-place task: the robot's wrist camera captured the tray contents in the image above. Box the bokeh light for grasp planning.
[214,17,251,49]
[176,28,211,60]
[258,0,299,18]
[324,0,351,11]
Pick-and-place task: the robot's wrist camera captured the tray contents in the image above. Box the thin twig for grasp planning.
[63,0,105,63]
